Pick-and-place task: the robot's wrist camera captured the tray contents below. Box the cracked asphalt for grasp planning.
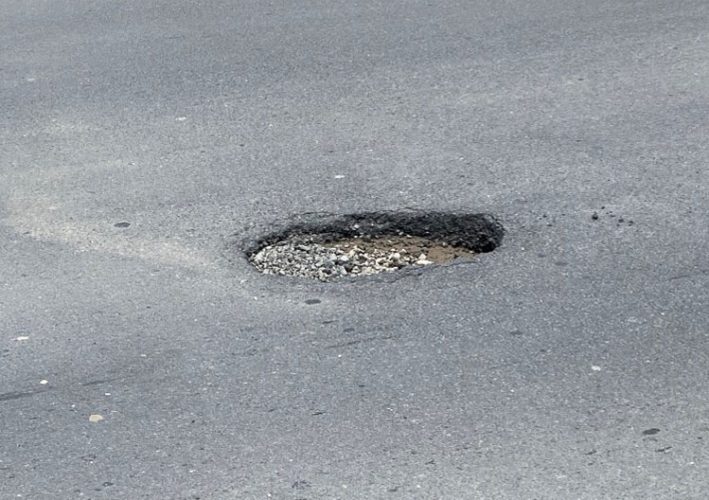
[1,0,708,498]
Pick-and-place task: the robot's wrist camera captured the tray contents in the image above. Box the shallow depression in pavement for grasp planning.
[245,211,504,281]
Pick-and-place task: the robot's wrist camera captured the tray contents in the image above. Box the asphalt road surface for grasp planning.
[2,1,708,498]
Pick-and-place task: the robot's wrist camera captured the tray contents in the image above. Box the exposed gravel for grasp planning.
[250,235,476,281]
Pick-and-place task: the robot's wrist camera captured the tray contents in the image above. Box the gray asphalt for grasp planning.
[2,0,708,498]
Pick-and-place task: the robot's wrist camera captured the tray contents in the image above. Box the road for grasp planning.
[1,0,708,498]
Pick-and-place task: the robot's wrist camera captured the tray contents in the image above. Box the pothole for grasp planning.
[246,211,503,281]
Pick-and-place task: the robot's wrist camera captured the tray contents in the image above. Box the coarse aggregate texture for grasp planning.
[251,234,475,281]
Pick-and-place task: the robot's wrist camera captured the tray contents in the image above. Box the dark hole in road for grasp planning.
[246,211,504,281]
